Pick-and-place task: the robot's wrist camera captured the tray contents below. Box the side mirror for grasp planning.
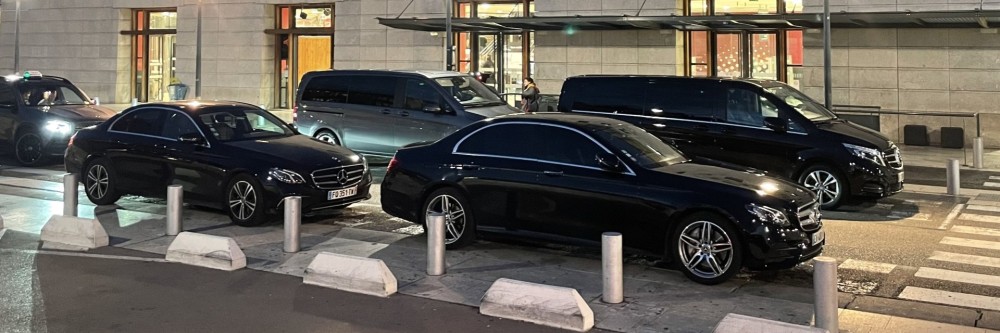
[422,104,443,113]
[90,97,100,105]
[596,152,625,172]
[763,117,788,132]
[178,133,206,144]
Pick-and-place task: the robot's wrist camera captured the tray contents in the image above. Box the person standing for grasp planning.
[521,77,540,114]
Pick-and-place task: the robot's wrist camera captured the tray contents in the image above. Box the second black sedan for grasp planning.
[381,113,824,284]
[65,101,373,226]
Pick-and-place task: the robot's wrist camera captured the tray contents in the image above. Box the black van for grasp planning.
[558,76,903,209]
[0,71,115,166]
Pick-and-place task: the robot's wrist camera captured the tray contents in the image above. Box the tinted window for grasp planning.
[434,75,504,107]
[301,76,349,103]
[349,76,397,107]
[591,123,687,168]
[563,78,645,115]
[111,109,164,136]
[197,108,292,142]
[161,112,201,139]
[457,123,606,168]
[18,81,89,106]
[725,88,765,126]
[646,81,720,121]
[0,82,15,105]
[403,79,443,111]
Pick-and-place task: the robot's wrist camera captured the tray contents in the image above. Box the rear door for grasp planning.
[158,110,224,205]
[643,80,726,161]
[394,77,459,147]
[0,81,17,142]
[299,75,398,155]
[105,108,169,196]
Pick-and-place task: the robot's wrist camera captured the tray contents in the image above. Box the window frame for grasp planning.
[108,107,211,146]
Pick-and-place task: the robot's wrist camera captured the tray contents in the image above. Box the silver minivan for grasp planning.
[294,70,518,156]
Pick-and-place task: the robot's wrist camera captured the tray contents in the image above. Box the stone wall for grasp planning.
[802,0,1000,12]
[334,0,444,71]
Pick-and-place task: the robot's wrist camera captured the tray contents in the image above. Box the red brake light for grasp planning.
[68,132,77,147]
[387,156,399,173]
[292,106,298,122]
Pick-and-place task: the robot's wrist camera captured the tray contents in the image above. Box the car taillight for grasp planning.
[387,156,399,173]
[292,106,298,122]
[68,132,77,147]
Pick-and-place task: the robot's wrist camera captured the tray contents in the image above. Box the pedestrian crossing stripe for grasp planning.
[957,213,1000,224]
[899,287,1000,312]
[940,237,1000,251]
[950,225,1000,238]
[984,182,1000,188]
[929,251,1000,269]
[915,267,1000,288]
[838,259,896,274]
[965,205,1000,213]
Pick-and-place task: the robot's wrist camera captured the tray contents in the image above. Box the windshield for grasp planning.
[434,76,505,107]
[765,83,837,122]
[197,108,293,142]
[591,123,687,168]
[18,81,91,106]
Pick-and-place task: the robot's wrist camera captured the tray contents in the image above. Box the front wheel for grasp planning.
[226,174,268,226]
[83,158,122,205]
[671,212,743,285]
[421,188,476,250]
[798,165,846,210]
[15,130,46,166]
[315,130,340,145]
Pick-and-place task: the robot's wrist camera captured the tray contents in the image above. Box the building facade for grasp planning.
[2,0,1000,146]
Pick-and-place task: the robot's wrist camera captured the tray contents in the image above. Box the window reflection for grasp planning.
[295,7,333,28]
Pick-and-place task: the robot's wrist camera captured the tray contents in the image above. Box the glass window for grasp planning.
[725,88,765,126]
[434,76,504,107]
[689,0,709,15]
[786,0,804,13]
[197,108,292,142]
[714,0,777,14]
[161,112,201,139]
[750,33,777,80]
[786,30,805,88]
[646,82,720,121]
[112,109,164,136]
[563,78,645,115]
[149,11,177,29]
[403,79,444,111]
[457,123,606,168]
[301,76,350,103]
[0,82,17,105]
[716,33,742,78]
[349,76,398,107]
[764,83,837,122]
[457,124,527,157]
[19,82,90,106]
[689,31,710,77]
[295,7,333,28]
[590,124,687,168]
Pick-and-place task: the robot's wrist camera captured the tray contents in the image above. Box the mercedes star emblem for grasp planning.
[336,169,349,185]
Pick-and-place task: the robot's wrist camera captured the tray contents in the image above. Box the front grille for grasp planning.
[883,144,903,170]
[311,163,366,189]
[797,200,821,232]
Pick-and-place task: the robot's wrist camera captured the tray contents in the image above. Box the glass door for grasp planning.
[750,33,778,80]
[147,34,176,102]
[272,5,334,109]
[130,9,177,102]
[715,33,742,78]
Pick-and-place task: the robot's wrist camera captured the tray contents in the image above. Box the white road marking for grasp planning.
[929,251,1000,269]
[0,228,5,240]
[838,259,897,274]
[939,204,966,230]
[916,267,1000,288]
[990,176,1000,180]
[0,248,170,263]
[902,199,944,206]
[966,205,1000,213]
[950,226,1000,238]
[967,199,1000,207]
[957,213,1000,224]
[899,287,1000,311]
[984,182,1000,188]
[0,167,65,176]
[940,236,1000,251]
[391,224,424,235]
[889,212,930,221]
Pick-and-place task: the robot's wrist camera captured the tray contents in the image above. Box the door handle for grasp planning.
[543,170,563,177]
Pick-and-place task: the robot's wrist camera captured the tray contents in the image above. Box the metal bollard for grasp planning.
[947,159,961,196]
[427,213,446,276]
[814,257,839,333]
[131,98,138,107]
[602,232,623,304]
[63,174,78,217]
[974,137,984,169]
[283,196,302,253]
[166,185,183,235]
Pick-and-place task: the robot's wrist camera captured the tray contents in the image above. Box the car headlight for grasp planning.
[843,143,885,166]
[747,204,791,227]
[44,120,73,134]
[268,168,305,184]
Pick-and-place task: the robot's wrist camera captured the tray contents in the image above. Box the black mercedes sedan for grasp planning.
[65,101,373,226]
[380,113,824,284]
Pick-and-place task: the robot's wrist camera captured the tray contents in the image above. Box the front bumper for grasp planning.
[744,224,824,270]
[262,171,374,214]
[847,161,904,198]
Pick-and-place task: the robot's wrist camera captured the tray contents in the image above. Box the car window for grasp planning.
[646,82,720,121]
[434,75,504,107]
[403,79,444,112]
[563,78,645,115]
[161,112,202,140]
[19,81,89,106]
[0,82,15,105]
[725,88,765,126]
[301,76,349,103]
[197,108,292,142]
[591,123,687,168]
[457,123,606,168]
[111,109,164,136]
[348,76,397,107]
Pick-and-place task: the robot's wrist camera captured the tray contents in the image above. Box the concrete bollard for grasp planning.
[283,196,301,253]
[131,98,138,106]
[813,257,839,333]
[166,185,183,236]
[63,174,78,217]
[602,232,623,304]
[946,159,960,196]
[974,137,984,169]
[427,213,446,276]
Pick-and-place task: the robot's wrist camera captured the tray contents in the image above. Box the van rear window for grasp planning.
[301,76,349,103]
[563,78,645,115]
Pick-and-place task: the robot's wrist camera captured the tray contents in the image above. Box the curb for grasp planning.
[40,215,109,250]
[303,252,397,298]
[480,278,594,332]
[714,313,828,333]
[165,232,246,271]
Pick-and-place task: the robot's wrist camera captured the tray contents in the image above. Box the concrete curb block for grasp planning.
[713,313,828,333]
[0,214,4,229]
[303,252,397,298]
[480,278,594,332]
[165,232,246,271]
[40,215,109,250]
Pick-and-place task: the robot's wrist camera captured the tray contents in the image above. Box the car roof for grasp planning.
[567,75,777,87]
[4,74,73,85]
[129,100,262,115]
[488,112,637,132]
[303,69,468,79]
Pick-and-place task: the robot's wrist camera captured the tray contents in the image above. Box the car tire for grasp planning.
[315,130,340,145]
[798,165,846,210]
[421,188,476,250]
[83,158,122,206]
[671,212,743,285]
[225,174,269,227]
[14,129,47,166]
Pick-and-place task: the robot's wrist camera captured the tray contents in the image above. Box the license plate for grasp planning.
[898,171,905,182]
[811,230,826,245]
[327,186,358,200]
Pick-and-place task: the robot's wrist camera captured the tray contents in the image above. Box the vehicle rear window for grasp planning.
[456,123,606,168]
[0,82,15,105]
[301,76,349,103]
[561,78,645,115]
[301,75,397,108]
[111,109,164,136]
[646,81,721,121]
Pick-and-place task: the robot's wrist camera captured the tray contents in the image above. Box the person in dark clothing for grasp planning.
[520,77,540,114]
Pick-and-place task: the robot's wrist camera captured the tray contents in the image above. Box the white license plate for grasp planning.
[811,230,826,245]
[898,171,905,182]
[327,186,358,200]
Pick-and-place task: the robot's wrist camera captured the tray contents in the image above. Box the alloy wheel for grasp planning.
[16,133,43,165]
[677,221,735,279]
[86,164,109,199]
[802,170,841,206]
[425,194,466,245]
[317,133,338,145]
[228,180,257,221]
